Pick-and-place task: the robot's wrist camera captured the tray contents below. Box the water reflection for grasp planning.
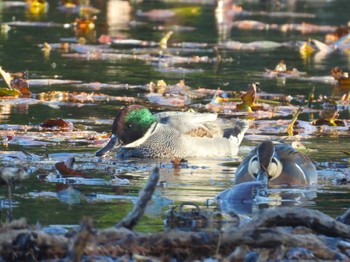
[216,179,317,214]
[0,105,11,122]
[0,104,30,122]
[215,0,235,42]
[107,0,131,34]
[157,157,236,203]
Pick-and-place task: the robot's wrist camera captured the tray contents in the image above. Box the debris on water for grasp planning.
[25,191,59,199]
[57,186,81,205]
[85,193,137,203]
[66,177,109,186]
[262,60,306,79]
[311,108,347,127]
[0,66,31,97]
[110,176,130,186]
[0,199,19,208]
[40,118,74,131]
[55,157,90,178]
[42,226,69,235]
[164,201,240,230]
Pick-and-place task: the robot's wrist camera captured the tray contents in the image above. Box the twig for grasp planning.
[67,218,94,262]
[115,166,160,229]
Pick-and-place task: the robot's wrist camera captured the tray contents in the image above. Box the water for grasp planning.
[0,0,349,231]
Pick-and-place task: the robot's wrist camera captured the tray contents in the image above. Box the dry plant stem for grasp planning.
[7,181,13,222]
[115,166,160,229]
[67,218,94,262]
[337,207,350,225]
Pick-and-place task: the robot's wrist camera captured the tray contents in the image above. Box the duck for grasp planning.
[96,105,249,158]
[234,140,318,187]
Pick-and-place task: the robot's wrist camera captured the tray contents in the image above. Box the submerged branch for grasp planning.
[115,166,160,230]
[67,218,94,262]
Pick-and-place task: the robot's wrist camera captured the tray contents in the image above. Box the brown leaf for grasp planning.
[40,119,74,131]
[54,161,89,178]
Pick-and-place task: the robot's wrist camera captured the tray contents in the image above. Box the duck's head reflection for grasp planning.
[215,181,317,214]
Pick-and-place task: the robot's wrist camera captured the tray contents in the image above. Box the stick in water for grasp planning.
[115,166,160,229]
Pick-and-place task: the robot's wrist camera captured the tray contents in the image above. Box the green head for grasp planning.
[112,105,158,145]
[124,107,157,130]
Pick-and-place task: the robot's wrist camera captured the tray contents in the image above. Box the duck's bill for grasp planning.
[256,170,268,184]
[256,170,268,197]
[95,134,121,157]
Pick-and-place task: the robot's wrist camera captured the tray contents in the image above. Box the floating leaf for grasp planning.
[159,31,173,49]
[236,82,264,112]
[287,107,303,136]
[40,118,74,131]
[331,66,350,86]
[55,157,89,178]
[0,88,21,97]
[0,66,13,89]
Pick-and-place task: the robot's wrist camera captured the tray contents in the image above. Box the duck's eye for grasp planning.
[267,157,283,180]
[127,124,132,128]
[248,156,260,177]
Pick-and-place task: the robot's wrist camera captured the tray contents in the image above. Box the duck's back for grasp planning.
[275,144,318,186]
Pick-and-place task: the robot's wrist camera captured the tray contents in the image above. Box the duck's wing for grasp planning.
[156,111,219,136]
[156,111,249,140]
[276,144,317,185]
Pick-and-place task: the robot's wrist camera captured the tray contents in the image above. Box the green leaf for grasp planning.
[0,88,21,97]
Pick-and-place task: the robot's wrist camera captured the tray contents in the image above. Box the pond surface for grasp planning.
[0,0,349,232]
